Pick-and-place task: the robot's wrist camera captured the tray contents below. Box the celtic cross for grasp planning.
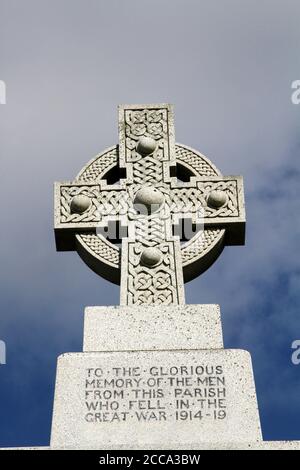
[54,104,245,305]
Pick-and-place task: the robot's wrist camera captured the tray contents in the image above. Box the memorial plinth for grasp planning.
[51,309,262,450]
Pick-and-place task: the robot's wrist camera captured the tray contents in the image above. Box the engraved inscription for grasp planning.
[84,364,227,424]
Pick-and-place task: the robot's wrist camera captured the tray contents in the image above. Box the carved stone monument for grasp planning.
[50,104,300,449]
[3,103,298,450]
[54,103,245,306]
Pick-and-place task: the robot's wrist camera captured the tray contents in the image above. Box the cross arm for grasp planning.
[168,175,245,245]
[54,181,128,251]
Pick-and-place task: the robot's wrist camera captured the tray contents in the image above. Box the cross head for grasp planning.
[54,104,245,305]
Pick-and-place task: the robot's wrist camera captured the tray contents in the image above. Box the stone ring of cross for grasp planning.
[54,104,245,306]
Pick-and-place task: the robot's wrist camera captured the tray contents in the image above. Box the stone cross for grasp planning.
[54,104,245,306]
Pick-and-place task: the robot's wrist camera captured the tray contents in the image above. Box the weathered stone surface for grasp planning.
[54,104,246,306]
[50,349,261,450]
[83,304,223,352]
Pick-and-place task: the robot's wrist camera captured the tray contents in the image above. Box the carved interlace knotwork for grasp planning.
[55,104,245,304]
[118,106,183,305]
[59,178,239,225]
[124,109,168,159]
[76,148,117,182]
[60,186,99,223]
[59,185,129,223]
[181,229,223,265]
[74,144,227,282]
[121,108,175,186]
[168,180,239,218]
[133,217,167,246]
[126,241,180,305]
[80,233,119,266]
[175,146,218,177]
[132,155,164,184]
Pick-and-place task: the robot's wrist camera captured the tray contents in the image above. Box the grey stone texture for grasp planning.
[83,304,223,352]
[3,441,300,450]
[50,349,261,450]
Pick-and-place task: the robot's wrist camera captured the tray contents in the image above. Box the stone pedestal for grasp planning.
[50,304,264,450]
[83,304,223,351]
[2,304,300,450]
[50,349,261,449]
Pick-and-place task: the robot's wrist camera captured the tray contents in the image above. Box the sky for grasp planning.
[0,0,300,447]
